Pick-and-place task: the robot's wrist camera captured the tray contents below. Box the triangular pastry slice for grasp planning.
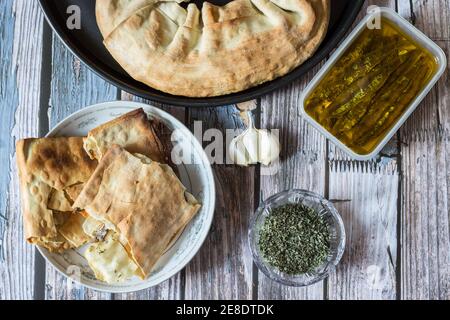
[58,213,92,248]
[16,137,97,252]
[83,108,166,163]
[84,231,140,283]
[73,145,201,278]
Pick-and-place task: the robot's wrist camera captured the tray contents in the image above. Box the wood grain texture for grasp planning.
[324,0,401,300]
[397,0,450,41]
[328,161,398,300]
[184,106,255,299]
[396,0,450,298]
[258,69,326,300]
[112,92,184,300]
[119,92,186,123]
[1,0,448,301]
[0,0,44,300]
[45,37,117,300]
[400,129,449,300]
[257,1,399,300]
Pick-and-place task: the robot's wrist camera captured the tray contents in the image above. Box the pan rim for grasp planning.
[38,0,365,107]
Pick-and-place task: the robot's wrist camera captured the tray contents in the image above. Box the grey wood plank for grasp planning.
[325,0,400,300]
[396,0,449,300]
[397,0,450,41]
[398,42,449,300]
[258,67,326,300]
[400,129,449,300]
[255,1,398,299]
[112,92,184,300]
[328,161,398,300]
[0,0,44,300]
[119,92,186,122]
[184,106,255,299]
[45,37,118,300]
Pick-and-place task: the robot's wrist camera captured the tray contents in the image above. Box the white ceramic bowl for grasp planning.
[300,7,447,160]
[40,101,215,293]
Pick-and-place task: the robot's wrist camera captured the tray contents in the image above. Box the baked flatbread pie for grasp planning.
[96,0,188,38]
[16,137,98,252]
[73,145,201,279]
[84,231,141,283]
[83,108,166,163]
[17,111,202,284]
[97,0,330,97]
[58,213,92,248]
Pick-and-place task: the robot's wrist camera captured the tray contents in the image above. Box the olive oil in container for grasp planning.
[300,8,446,159]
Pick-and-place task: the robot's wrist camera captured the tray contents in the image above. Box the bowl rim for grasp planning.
[249,189,346,287]
[38,100,216,293]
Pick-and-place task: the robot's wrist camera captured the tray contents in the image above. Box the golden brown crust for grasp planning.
[65,183,85,202]
[73,145,200,277]
[96,0,155,38]
[18,137,97,191]
[16,137,97,252]
[83,108,166,163]
[47,189,73,212]
[100,0,330,97]
[59,213,91,248]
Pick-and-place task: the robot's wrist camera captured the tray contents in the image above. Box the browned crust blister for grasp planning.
[17,109,200,279]
[97,0,330,97]
[16,137,98,252]
[83,108,166,163]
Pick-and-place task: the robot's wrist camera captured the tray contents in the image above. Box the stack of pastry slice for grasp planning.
[17,137,97,251]
[97,0,330,97]
[17,109,201,283]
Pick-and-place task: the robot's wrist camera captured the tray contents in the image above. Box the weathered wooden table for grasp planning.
[0,0,448,300]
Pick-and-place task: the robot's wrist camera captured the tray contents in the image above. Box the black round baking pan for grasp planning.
[39,0,365,107]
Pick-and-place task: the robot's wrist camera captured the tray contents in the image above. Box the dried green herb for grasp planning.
[258,203,330,275]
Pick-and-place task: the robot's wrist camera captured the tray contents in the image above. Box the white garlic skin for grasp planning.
[229,133,250,166]
[229,128,280,166]
[257,129,281,166]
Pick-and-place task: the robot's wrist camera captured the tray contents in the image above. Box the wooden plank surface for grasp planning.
[397,0,449,299]
[400,129,450,300]
[1,0,449,300]
[184,106,255,299]
[328,161,398,300]
[0,0,44,300]
[257,0,400,300]
[44,38,117,300]
[401,0,450,41]
[258,72,326,300]
[326,0,399,300]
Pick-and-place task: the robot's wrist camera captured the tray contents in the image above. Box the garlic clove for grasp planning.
[229,133,251,166]
[229,128,280,166]
[257,129,280,166]
[241,129,260,164]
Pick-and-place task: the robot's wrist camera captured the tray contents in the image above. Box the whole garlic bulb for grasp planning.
[229,112,280,166]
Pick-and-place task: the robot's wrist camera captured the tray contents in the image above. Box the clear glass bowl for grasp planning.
[249,189,345,287]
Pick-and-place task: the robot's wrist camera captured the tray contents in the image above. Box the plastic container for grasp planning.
[300,7,447,160]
